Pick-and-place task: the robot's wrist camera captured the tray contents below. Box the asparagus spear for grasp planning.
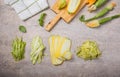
[88,0,107,12]
[80,2,116,22]
[86,14,120,28]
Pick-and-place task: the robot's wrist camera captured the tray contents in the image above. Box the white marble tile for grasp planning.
[4,0,48,20]
[37,0,48,9]
[11,0,26,13]
[28,3,41,15]
[22,0,35,6]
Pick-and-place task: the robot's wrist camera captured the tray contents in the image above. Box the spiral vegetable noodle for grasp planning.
[11,37,26,61]
[76,40,101,60]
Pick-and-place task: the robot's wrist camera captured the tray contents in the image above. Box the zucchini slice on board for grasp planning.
[67,0,82,14]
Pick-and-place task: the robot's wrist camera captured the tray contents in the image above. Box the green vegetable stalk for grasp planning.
[11,37,26,61]
[86,14,120,28]
[19,25,27,33]
[76,40,101,60]
[80,2,116,22]
[39,13,46,26]
[88,0,107,12]
[30,36,45,65]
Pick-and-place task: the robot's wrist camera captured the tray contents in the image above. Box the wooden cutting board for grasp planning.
[45,0,88,31]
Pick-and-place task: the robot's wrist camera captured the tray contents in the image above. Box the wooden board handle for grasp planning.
[45,14,61,31]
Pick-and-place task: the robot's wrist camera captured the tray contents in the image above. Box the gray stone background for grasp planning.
[0,0,120,77]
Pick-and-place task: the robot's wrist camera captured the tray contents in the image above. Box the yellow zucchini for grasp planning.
[67,0,82,14]
[49,35,72,65]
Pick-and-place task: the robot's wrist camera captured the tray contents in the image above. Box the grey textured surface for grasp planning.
[0,0,120,77]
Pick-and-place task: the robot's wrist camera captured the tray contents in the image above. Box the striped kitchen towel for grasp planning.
[4,0,49,20]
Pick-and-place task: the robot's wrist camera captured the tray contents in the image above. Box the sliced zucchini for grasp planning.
[49,35,72,65]
[67,0,82,14]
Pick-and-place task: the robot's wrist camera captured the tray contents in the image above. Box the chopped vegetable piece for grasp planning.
[30,36,45,65]
[49,35,72,65]
[88,0,107,12]
[61,51,72,60]
[19,25,27,33]
[87,0,97,7]
[58,0,67,9]
[11,37,26,61]
[86,14,120,28]
[39,13,46,26]
[76,40,101,60]
[80,2,116,22]
[67,0,82,14]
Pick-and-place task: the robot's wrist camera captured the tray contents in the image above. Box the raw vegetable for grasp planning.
[30,36,45,65]
[58,0,67,9]
[80,2,116,22]
[19,25,27,33]
[88,0,107,12]
[49,35,72,65]
[11,37,26,61]
[67,0,82,14]
[76,40,101,60]
[86,14,120,28]
[39,13,46,26]
[87,0,97,7]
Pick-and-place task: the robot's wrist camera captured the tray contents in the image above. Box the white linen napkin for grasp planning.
[4,0,49,20]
